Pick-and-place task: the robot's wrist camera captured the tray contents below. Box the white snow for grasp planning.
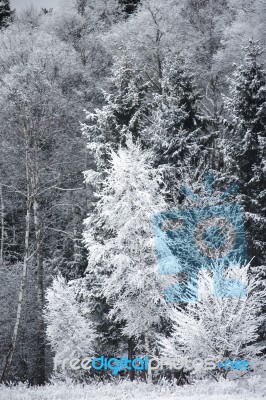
[0,377,265,400]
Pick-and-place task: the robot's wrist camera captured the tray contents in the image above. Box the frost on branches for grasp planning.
[160,264,266,379]
[45,275,96,375]
[146,57,213,203]
[82,59,148,174]
[83,135,171,354]
[224,40,266,266]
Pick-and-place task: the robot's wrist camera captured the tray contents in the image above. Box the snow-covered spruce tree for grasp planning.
[45,275,96,379]
[83,135,171,377]
[146,57,215,204]
[82,59,149,173]
[224,40,266,267]
[81,62,150,363]
[160,264,266,380]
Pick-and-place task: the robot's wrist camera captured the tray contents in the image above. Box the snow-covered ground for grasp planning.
[0,377,265,400]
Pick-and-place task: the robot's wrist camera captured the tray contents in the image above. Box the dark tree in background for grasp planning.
[148,58,214,203]
[118,0,140,15]
[0,0,14,28]
[225,40,266,267]
[83,60,149,172]
[223,39,266,352]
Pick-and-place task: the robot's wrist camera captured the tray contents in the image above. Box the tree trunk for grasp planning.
[128,337,135,381]
[0,147,31,383]
[33,196,46,385]
[0,183,4,267]
[31,127,46,385]
[71,191,81,275]
[144,335,151,383]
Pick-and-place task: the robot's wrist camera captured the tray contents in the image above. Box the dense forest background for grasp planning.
[0,0,265,386]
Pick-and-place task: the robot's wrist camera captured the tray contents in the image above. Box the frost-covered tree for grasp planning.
[101,0,235,92]
[224,40,266,266]
[99,0,185,92]
[82,59,149,173]
[45,275,96,377]
[83,135,170,369]
[181,0,235,73]
[160,264,266,379]
[0,19,90,383]
[44,0,120,68]
[215,0,266,77]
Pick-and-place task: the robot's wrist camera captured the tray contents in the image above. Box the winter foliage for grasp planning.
[160,265,266,377]
[1,377,266,400]
[83,136,169,344]
[45,275,96,362]
[0,0,265,394]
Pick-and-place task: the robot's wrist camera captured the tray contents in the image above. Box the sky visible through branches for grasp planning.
[11,0,60,11]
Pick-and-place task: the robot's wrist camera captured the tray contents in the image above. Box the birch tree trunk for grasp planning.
[144,335,152,384]
[0,141,31,383]
[32,130,46,385]
[33,195,46,385]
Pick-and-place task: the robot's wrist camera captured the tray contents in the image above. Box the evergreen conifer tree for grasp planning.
[224,40,266,266]
[45,275,96,379]
[83,135,170,375]
[147,57,213,203]
[160,264,266,379]
[81,61,151,364]
[82,59,148,174]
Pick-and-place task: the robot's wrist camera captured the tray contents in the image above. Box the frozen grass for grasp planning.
[0,376,265,400]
